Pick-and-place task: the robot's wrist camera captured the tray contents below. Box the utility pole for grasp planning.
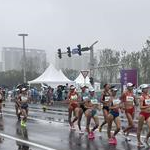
[18,33,28,83]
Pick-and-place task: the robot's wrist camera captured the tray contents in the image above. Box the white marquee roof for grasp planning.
[28,64,74,85]
[74,72,90,85]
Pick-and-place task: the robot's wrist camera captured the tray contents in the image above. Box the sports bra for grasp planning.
[141,94,150,106]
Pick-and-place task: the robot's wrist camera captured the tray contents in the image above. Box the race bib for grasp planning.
[91,98,98,104]
[145,99,150,105]
[21,96,28,102]
[71,95,78,100]
[113,99,121,105]
[83,96,89,101]
[105,96,110,102]
[126,96,134,102]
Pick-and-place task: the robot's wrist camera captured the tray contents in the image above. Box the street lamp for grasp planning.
[89,41,99,83]
[18,33,28,83]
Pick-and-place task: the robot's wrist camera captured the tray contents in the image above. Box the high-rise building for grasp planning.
[0,62,2,71]
[2,47,47,73]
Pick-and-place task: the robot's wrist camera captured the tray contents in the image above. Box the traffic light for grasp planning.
[89,77,94,85]
[77,44,82,56]
[67,47,71,57]
[58,49,62,59]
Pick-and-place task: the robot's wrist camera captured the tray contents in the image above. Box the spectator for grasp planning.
[64,83,69,100]
[57,86,63,101]
[47,87,54,105]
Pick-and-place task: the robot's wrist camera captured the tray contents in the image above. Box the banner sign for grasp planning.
[120,69,137,91]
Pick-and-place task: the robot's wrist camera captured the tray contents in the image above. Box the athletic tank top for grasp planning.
[141,94,150,106]
[122,91,134,103]
[81,92,89,101]
[111,98,121,112]
[90,96,99,105]
[21,95,28,102]
[102,91,110,102]
[69,92,78,101]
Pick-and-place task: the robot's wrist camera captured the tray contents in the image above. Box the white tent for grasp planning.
[28,64,74,86]
[58,70,72,83]
[75,73,101,90]
[75,73,91,85]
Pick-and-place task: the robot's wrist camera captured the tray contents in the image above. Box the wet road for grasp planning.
[0,102,149,150]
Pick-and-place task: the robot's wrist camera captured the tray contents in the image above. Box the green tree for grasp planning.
[0,70,39,88]
[140,40,150,83]
[98,49,120,84]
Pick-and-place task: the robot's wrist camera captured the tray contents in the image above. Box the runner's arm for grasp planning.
[134,95,138,106]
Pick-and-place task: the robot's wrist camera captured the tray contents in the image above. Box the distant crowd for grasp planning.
[4,83,70,105]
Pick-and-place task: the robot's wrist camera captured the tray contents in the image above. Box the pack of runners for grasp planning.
[0,82,150,148]
[66,83,150,147]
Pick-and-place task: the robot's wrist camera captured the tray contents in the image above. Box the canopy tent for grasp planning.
[28,64,74,86]
[75,73,101,91]
[58,70,72,83]
[74,73,91,85]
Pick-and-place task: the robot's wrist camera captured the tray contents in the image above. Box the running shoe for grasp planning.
[137,142,145,148]
[126,136,131,142]
[99,126,102,132]
[20,120,24,126]
[88,132,95,139]
[120,130,126,137]
[21,120,26,127]
[84,128,88,132]
[70,126,76,131]
[91,132,95,138]
[108,138,115,144]
[121,131,131,141]
[125,136,131,142]
[144,139,150,148]
[18,115,21,121]
[0,137,4,143]
[79,130,84,135]
[88,132,93,139]
[42,106,47,112]
[99,132,102,137]
[113,137,117,145]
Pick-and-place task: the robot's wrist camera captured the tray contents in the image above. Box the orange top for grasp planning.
[121,90,135,103]
[68,92,78,103]
[140,93,150,106]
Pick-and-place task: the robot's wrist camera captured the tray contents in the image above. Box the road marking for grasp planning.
[2,112,50,124]
[4,106,68,115]
[102,129,146,139]
[4,104,68,113]
[4,102,141,123]
[2,112,67,125]
[3,107,139,122]
[0,133,57,150]
[2,112,147,140]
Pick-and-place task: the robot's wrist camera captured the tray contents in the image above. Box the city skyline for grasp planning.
[1,47,47,73]
[0,0,150,65]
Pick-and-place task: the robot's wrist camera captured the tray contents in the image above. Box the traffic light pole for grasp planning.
[89,41,98,85]
[92,63,125,70]
[90,46,94,78]
[57,42,98,85]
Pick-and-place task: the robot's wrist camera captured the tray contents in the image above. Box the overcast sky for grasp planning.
[0,0,150,64]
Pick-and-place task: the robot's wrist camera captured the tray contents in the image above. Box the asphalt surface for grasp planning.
[0,101,149,150]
